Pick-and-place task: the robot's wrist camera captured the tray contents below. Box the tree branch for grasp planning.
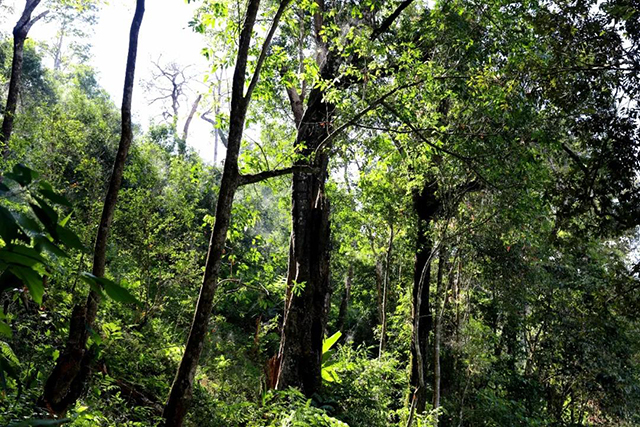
[238,165,319,186]
[560,142,589,174]
[245,0,293,102]
[201,111,229,147]
[370,0,416,41]
[182,94,202,142]
[312,79,424,159]
[382,101,500,190]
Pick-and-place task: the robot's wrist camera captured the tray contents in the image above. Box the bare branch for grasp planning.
[182,94,202,142]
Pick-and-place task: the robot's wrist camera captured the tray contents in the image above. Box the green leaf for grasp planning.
[15,212,43,235]
[101,278,140,306]
[38,181,53,191]
[0,206,24,243]
[0,340,21,379]
[80,273,140,306]
[0,247,46,268]
[34,236,68,259]
[79,273,106,298]
[0,321,12,339]
[55,225,85,251]
[0,182,10,195]
[4,164,38,187]
[38,188,72,208]
[321,367,340,383]
[59,211,72,227]
[30,199,58,236]
[322,331,342,354]
[10,266,44,305]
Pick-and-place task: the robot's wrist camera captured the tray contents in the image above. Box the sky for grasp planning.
[2,0,222,161]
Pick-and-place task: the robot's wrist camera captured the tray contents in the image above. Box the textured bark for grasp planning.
[410,180,440,414]
[276,57,337,394]
[276,46,338,396]
[275,0,416,394]
[163,0,291,424]
[1,0,46,162]
[39,0,145,414]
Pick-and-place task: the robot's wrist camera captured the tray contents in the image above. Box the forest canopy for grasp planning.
[1,0,639,426]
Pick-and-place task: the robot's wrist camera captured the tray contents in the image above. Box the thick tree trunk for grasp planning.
[276,69,336,395]
[39,0,145,415]
[276,0,416,396]
[1,0,46,163]
[275,160,331,395]
[410,181,439,413]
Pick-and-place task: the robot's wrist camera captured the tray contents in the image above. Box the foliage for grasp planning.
[0,0,639,425]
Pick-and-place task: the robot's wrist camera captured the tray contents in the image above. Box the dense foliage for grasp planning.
[1,0,639,426]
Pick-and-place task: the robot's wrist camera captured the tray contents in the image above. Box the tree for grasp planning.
[144,58,203,154]
[39,0,145,414]
[162,1,293,424]
[274,0,421,397]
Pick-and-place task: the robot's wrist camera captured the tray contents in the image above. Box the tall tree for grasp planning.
[39,0,146,414]
[275,0,419,397]
[162,0,294,424]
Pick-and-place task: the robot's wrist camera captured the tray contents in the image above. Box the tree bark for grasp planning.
[276,0,416,398]
[410,180,440,414]
[1,0,46,163]
[162,0,291,424]
[275,88,334,395]
[432,245,447,423]
[39,0,145,414]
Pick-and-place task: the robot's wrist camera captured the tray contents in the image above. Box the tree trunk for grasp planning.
[432,245,447,423]
[276,0,416,396]
[379,224,394,358]
[276,60,337,394]
[163,0,291,424]
[410,180,440,414]
[182,94,201,143]
[375,257,384,325]
[1,0,46,163]
[39,0,145,415]
[336,263,352,333]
